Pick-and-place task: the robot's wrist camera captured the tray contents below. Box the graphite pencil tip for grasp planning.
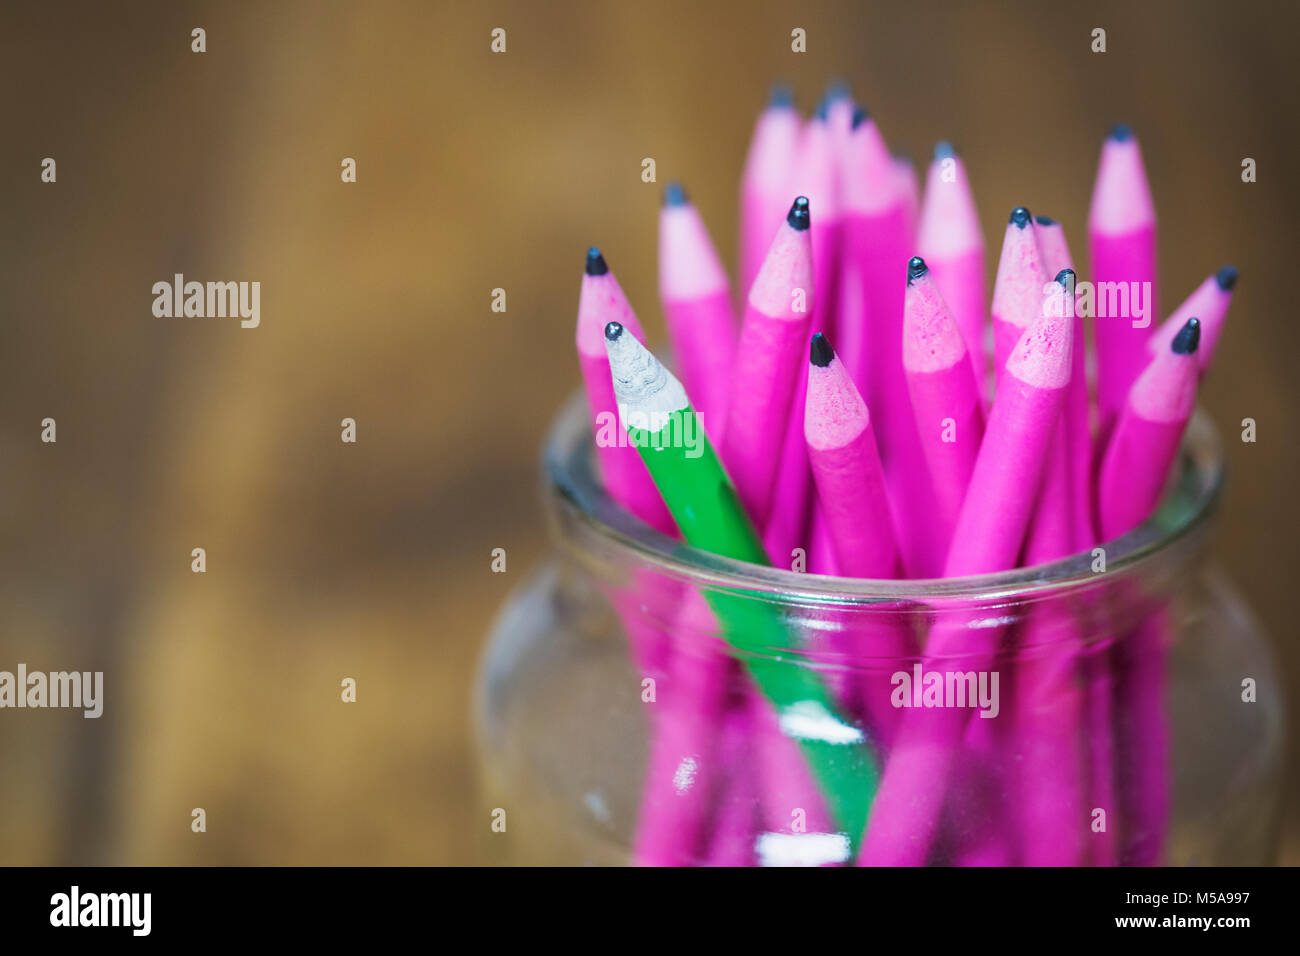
[1108,122,1134,142]
[1171,317,1201,354]
[851,106,869,129]
[663,181,688,207]
[787,196,811,231]
[1055,268,1076,287]
[769,82,795,108]
[907,256,929,284]
[585,247,608,276]
[1035,214,1057,226]
[1010,206,1032,228]
[604,321,625,343]
[933,140,956,160]
[1216,265,1239,291]
[810,332,834,367]
[825,78,852,102]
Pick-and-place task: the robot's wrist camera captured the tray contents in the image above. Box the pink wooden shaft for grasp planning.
[927,251,987,387]
[846,207,942,577]
[1091,226,1158,436]
[1097,414,1183,540]
[947,378,1065,576]
[632,624,729,865]
[1115,613,1171,865]
[701,693,759,866]
[1013,609,1086,866]
[906,359,984,559]
[1086,639,1119,866]
[722,305,809,527]
[807,424,898,578]
[662,291,736,434]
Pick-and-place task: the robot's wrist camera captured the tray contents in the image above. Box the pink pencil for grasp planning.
[740,84,801,297]
[1098,318,1200,542]
[860,300,1073,866]
[804,333,900,578]
[764,110,843,562]
[1147,266,1236,373]
[902,257,985,561]
[1089,124,1158,439]
[841,108,940,577]
[1008,270,1088,866]
[917,143,987,389]
[659,182,737,431]
[1033,216,1093,550]
[991,207,1051,381]
[576,247,675,538]
[721,197,815,528]
[804,332,910,743]
[1098,318,1200,866]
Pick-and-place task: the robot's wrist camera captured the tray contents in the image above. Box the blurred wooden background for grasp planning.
[0,0,1295,863]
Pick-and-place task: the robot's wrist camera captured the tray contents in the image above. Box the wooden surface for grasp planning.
[0,0,1295,864]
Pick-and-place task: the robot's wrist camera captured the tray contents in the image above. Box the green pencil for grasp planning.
[603,320,879,856]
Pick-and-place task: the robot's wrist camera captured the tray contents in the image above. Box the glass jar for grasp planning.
[474,396,1284,866]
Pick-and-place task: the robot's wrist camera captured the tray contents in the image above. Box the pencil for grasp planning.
[604,320,880,860]
[575,247,676,538]
[1033,217,1094,549]
[902,256,985,564]
[1089,124,1158,438]
[917,142,987,388]
[991,206,1051,381]
[841,107,941,577]
[1012,270,1087,866]
[804,333,900,577]
[740,84,801,297]
[1099,319,1200,867]
[763,111,843,565]
[805,331,911,745]
[720,196,815,529]
[658,182,736,431]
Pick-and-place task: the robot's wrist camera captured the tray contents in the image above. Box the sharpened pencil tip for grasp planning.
[907,256,928,284]
[1010,206,1032,228]
[768,82,795,109]
[604,321,624,343]
[1056,269,1076,288]
[1035,214,1056,227]
[851,106,869,129]
[1172,317,1201,354]
[663,182,688,207]
[933,141,956,160]
[1216,265,1239,291]
[814,95,830,121]
[787,196,811,231]
[810,332,834,367]
[1108,123,1134,142]
[585,247,608,276]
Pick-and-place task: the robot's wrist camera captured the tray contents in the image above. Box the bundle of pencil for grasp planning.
[572,80,1237,866]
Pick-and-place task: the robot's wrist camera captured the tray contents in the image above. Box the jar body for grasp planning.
[474,402,1284,866]
[475,556,1283,866]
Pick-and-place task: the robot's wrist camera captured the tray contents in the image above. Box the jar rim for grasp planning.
[543,392,1224,602]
